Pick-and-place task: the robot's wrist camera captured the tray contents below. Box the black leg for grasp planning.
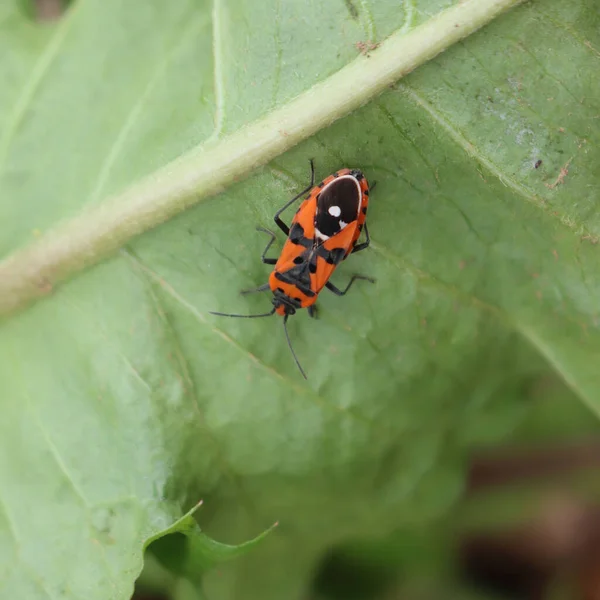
[256,227,278,264]
[352,223,370,254]
[307,305,318,319]
[325,274,375,296]
[241,283,271,295]
[273,159,316,236]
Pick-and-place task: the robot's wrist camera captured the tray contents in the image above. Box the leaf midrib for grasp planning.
[0,0,525,319]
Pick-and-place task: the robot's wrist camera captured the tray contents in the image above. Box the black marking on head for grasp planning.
[314,176,361,238]
[350,169,364,181]
[271,289,301,315]
[318,181,325,188]
[363,189,369,196]
[362,206,368,214]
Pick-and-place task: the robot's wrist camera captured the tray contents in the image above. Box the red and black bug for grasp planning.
[210,160,374,378]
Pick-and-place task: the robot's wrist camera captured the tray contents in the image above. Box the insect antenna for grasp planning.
[209,308,276,318]
[283,315,307,379]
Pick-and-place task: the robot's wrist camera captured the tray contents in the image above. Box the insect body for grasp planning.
[210,160,374,378]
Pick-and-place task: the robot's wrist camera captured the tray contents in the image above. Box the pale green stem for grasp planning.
[0,0,525,318]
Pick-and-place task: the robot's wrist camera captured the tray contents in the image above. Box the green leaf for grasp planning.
[134,502,274,599]
[1,0,600,599]
[147,501,277,580]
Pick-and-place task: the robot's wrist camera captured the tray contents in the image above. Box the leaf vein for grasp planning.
[126,249,262,516]
[87,15,208,205]
[271,0,283,108]
[26,395,91,508]
[376,101,440,185]
[210,0,226,139]
[0,4,78,176]
[124,251,376,426]
[400,0,416,33]
[358,0,376,41]
[370,241,501,317]
[455,40,586,141]
[537,8,600,59]
[0,494,20,547]
[398,83,592,237]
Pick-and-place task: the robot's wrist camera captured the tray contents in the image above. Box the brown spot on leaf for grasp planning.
[545,159,572,190]
[35,0,65,21]
[355,40,380,55]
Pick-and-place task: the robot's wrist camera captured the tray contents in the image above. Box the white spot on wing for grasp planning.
[320,174,363,221]
[339,220,348,229]
[328,205,341,217]
[315,227,330,241]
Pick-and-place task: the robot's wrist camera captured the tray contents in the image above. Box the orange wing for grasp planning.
[269,194,319,309]
[311,223,362,294]
[311,169,370,293]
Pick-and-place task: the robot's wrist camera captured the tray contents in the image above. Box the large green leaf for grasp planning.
[1,0,599,599]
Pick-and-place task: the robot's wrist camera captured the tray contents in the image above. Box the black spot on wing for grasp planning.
[320,247,346,265]
[288,222,312,248]
[275,265,314,296]
[315,177,361,237]
[289,222,304,243]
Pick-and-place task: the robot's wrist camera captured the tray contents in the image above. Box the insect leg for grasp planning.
[210,307,276,318]
[351,223,370,254]
[307,305,318,319]
[256,227,278,264]
[273,159,316,236]
[325,274,375,296]
[241,283,271,295]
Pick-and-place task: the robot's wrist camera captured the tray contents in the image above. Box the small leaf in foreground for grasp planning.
[146,501,277,585]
